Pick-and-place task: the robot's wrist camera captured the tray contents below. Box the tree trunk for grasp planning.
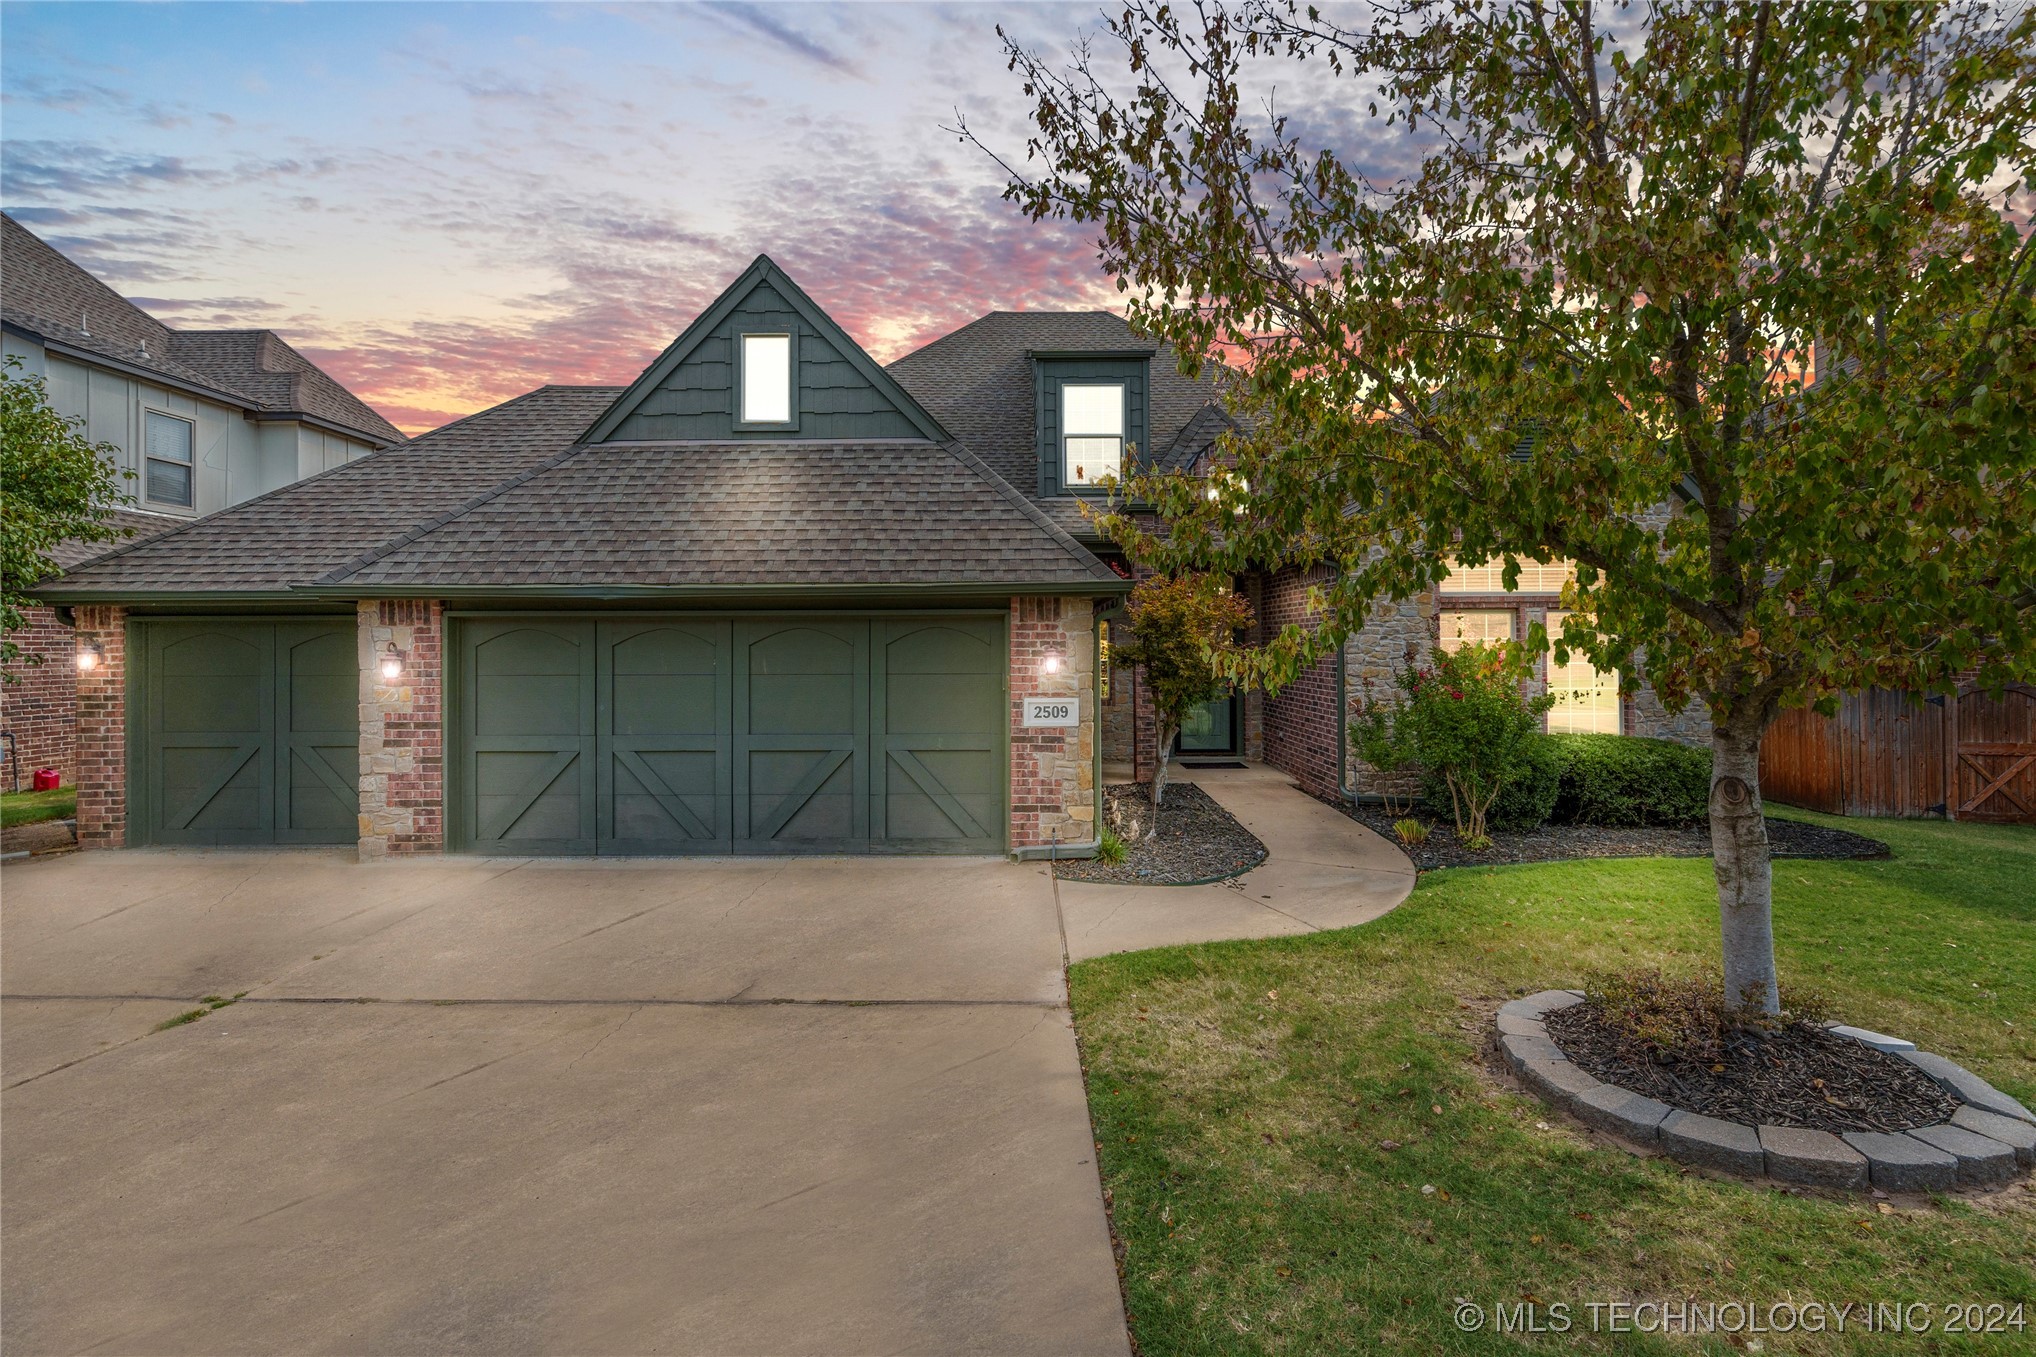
[1710,712,1778,1016]
[1147,722,1177,840]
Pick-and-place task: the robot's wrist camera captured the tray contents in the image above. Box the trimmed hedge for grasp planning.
[1550,732,1711,827]
[1420,732,1712,830]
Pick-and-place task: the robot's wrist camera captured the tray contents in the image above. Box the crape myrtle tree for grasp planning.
[1,356,130,674]
[964,1,2036,1013]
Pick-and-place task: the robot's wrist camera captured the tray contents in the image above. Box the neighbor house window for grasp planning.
[740,333,792,424]
[144,411,195,508]
[1437,610,1513,653]
[1545,611,1621,734]
[1062,383,1124,487]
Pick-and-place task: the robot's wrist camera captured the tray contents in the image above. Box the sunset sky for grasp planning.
[1,2,1175,434]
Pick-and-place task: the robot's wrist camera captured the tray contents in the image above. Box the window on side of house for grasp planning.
[1437,609,1514,653]
[1438,558,1576,594]
[740,333,792,424]
[1544,610,1621,734]
[1062,382,1124,487]
[144,410,195,508]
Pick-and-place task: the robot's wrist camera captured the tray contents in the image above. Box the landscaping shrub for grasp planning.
[1579,969,1832,1061]
[1351,643,1553,847]
[1551,733,1711,826]
[1094,825,1129,866]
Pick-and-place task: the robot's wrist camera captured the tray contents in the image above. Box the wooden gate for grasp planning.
[1949,684,2036,824]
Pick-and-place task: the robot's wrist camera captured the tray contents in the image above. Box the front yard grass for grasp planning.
[1,784,75,828]
[1070,811,2035,1354]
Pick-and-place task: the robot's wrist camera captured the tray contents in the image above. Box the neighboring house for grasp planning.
[1,213,405,787]
[35,251,1704,857]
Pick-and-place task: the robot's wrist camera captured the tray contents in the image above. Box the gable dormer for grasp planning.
[586,256,947,443]
[1029,348,1152,497]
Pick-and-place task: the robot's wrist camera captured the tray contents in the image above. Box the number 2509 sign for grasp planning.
[1022,697,1079,728]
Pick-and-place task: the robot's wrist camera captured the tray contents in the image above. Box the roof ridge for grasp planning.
[316,439,601,585]
[938,438,1120,582]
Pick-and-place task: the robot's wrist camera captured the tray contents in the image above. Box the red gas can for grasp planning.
[31,768,61,792]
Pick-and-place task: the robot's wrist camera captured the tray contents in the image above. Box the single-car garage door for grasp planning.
[131,619,359,846]
[452,615,1005,855]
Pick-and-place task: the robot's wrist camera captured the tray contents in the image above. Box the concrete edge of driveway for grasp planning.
[1054,763,1416,963]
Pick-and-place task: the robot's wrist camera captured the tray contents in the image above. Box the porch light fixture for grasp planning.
[379,642,406,681]
[75,639,105,672]
[1041,645,1067,675]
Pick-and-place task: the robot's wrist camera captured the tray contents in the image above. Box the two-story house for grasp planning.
[2,214,405,786]
[34,252,1698,858]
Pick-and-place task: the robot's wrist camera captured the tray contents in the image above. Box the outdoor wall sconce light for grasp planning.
[75,639,105,672]
[379,642,406,681]
[1041,646,1066,676]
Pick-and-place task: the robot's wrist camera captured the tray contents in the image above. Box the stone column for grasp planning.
[1008,595,1098,851]
[357,600,445,859]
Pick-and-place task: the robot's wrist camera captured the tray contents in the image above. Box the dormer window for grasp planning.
[1062,383,1124,487]
[739,333,793,426]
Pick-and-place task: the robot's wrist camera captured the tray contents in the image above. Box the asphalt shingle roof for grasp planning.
[39,386,1121,598]
[2,214,403,447]
[38,386,612,597]
[49,508,184,570]
[887,311,1227,494]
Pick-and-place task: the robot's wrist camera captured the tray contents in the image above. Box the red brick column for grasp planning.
[73,605,127,848]
[1,606,81,783]
[358,600,445,858]
[1009,596,1097,851]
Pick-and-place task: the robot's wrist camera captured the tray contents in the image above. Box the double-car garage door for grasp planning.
[454,615,1006,855]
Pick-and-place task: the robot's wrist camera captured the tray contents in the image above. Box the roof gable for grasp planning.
[586,255,948,444]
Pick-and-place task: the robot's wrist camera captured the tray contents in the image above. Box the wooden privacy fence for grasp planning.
[1761,684,2036,824]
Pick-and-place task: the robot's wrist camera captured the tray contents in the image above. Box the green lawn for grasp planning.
[1,784,75,828]
[1070,811,2036,1355]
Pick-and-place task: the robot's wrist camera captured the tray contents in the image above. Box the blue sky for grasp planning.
[2,2,1139,430]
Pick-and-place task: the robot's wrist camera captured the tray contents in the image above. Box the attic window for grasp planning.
[144,410,195,508]
[1062,383,1124,487]
[740,333,792,425]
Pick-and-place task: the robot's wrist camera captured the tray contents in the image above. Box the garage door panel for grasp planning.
[873,619,1003,852]
[736,622,867,850]
[609,748,724,848]
[599,621,730,853]
[157,632,266,735]
[277,625,361,842]
[159,741,269,838]
[284,745,358,835]
[462,621,596,854]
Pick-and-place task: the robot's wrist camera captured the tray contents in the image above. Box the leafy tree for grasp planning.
[1350,642,1555,848]
[1112,572,1254,832]
[2,356,131,673]
[972,0,2036,1013]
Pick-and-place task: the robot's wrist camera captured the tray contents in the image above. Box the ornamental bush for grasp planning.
[1351,643,1553,847]
[1551,733,1711,827]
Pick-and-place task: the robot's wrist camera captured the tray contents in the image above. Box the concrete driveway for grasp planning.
[1,852,1129,1357]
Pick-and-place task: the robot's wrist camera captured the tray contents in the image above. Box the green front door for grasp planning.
[451,614,1005,855]
[135,620,357,846]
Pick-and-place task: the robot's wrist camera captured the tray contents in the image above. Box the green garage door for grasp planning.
[133,620,359,846]
[453,615,1004,855]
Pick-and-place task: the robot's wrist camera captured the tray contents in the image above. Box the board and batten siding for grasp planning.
[604,282,926,441]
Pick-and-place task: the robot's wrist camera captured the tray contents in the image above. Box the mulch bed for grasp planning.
[1341,804,1890,872]
[1053,782,1267,885]
[1545,1003,1958,1133]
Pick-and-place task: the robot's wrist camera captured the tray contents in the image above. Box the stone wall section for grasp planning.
[358,600,445,859]
[1009,595,1097,850]
[1,606,78,783]
[72,605,127,847]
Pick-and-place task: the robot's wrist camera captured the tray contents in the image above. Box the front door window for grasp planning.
[1179,692,1236,754]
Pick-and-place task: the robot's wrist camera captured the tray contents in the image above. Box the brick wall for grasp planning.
[1,605,78,784]
[358,600,445,858]
[1009,595,1097,850]
[72,605,127,848]
[1257,565,1344,801]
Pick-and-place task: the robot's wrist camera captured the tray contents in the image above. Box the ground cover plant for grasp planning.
[1069,812,2034,1355]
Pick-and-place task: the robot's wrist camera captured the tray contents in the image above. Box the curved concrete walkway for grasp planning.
[1057,762,1417,962]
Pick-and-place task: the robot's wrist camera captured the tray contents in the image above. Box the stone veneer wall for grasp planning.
[358,600,445,858]
[72,604,127,848]
[1,605,79,784]
[1009,595,1097,850]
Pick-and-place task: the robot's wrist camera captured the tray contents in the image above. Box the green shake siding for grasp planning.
[453,615,1006,855]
